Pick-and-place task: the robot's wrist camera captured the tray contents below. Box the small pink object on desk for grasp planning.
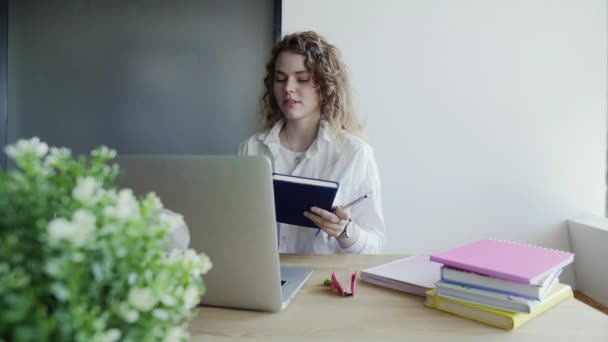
[330,272,357,297]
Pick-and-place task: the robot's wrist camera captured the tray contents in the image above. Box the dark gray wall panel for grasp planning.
[0,0,6,168]
[8,0,273,155]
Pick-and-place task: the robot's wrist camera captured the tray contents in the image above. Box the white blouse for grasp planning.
[238,119,386,254]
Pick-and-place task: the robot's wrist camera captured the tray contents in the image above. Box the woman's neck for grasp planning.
[281,116,321,153]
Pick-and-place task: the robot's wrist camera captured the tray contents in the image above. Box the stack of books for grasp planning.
[425,239,575,330]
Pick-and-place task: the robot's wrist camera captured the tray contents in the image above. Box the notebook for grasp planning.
[425,284,573,330]
[272,173,339,228]
[434,280,559,313]
[440,266,561,300]
[430,239,574,285]
[359,255,442,296]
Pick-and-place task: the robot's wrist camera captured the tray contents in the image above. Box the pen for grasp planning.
[342,193,369,210]
[315,193,369,236]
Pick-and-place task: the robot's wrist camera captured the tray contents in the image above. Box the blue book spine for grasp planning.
[440,267,542,300]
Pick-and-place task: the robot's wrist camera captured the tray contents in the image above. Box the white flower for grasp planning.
[44,147,71,167]
[128,272,137,285]
[168,249,212,277]
[124,309,139,323]
[199,252,212,275]
[160,209,185,230]
[47,218,76,242]
[50,282,70,301]
[182,285,200,309]
[145,192,164,212]
[91,145,116,159]
[168,249,195,264]
[162,212,190,250]
[164,326,188,342]
[115,247,127,258]
[103,189,140,221]
[104,188,118,201]
[154,271,178,306]
[92,329,121,342]
[160,294,176,307]
[47,210,96,247]
[152,308,169,321]
[100,224,119,235]
[72,177,102,205]
[5,137,48,160]
[71,252,85,262]
[44,258,63,277]
[110,189,140,221]
[106,329,121,342]
[145,269,153,282]
[128,287,158,312]
[71,210,96,246]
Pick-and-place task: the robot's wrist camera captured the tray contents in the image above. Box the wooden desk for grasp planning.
[189,254,608,341]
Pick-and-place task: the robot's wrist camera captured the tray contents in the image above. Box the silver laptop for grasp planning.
[115,155,312,312]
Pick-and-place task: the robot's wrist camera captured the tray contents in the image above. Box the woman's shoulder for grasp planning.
[240,120,283,147]
[238,131,268,155]
[240,131,265,145]
[339,132,375,156]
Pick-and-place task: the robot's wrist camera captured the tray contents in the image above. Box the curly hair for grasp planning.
[260,31,364,138]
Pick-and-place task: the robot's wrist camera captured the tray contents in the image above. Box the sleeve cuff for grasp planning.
[341,222,367,254]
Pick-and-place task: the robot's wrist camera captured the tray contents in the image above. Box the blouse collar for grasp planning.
[257,118,337,159]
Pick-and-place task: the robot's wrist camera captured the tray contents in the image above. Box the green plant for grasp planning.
[0,138,211,342]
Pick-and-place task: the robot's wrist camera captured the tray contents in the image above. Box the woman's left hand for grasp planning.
[304,206,351,238]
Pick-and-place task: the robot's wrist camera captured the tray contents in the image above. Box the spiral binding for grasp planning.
[485,238,572,255]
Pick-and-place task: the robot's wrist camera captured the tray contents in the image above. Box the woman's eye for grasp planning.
[274,76,309,83]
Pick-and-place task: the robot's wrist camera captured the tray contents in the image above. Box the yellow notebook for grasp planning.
[425,283,573,330]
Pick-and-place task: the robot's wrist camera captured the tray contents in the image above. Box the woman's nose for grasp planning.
[285,78,296,93]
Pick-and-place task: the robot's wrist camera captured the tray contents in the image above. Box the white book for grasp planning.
[441,266,561,300]
[360,255,442,297]
[435,280,559,313]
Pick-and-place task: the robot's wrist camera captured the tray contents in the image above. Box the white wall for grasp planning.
[568,215,608,306]
[283,0,607,284]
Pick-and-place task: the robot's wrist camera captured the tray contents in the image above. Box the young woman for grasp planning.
[239,31,385,254]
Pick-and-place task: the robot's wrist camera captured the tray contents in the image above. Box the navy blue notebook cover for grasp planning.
[272,173,339,228]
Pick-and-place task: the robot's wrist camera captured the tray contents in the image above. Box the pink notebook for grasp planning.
[430,239,574,285]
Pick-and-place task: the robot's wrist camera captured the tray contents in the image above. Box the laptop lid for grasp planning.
[115,155,284,312]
